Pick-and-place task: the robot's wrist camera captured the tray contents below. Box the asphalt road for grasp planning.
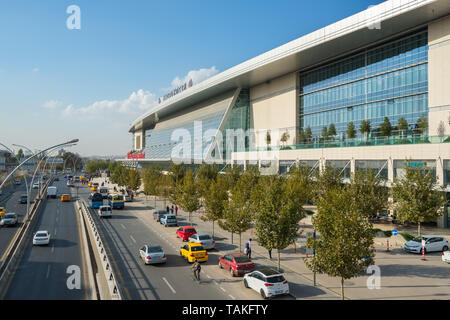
[4,177,88,300]
[78,184,234,300]
[0,178,39,261]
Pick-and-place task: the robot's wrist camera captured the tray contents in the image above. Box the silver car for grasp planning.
[0,213,18,227]
[139,245,167,265]
[404,235,449,253]
[188,233,215,250]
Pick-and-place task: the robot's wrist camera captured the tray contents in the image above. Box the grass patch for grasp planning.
[401,232,415,241]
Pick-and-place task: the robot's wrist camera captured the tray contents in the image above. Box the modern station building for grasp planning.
[124,0,450,225]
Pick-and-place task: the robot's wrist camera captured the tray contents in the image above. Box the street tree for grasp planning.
[305,186,375,300]
[201,175,228,238]
[392,162,446,236]
[128,169,141,193]
[178,170,201,225]
[143,166,161,207]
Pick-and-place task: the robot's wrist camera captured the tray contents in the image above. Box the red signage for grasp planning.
[127,152,145,159]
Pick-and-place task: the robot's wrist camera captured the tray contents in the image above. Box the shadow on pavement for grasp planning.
[51,238,77,248]
[110,215,138,220]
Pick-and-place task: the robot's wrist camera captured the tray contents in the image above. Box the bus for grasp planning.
[108,193,124,209]
[98,186,109,199]
[88,192,104,209]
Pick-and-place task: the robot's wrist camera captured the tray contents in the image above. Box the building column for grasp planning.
[350,158,355,176]
[388,157,394,183]
[437,156,445,187]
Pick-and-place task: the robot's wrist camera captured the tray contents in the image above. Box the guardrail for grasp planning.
[0,178,52,298]
[77,200,122,300]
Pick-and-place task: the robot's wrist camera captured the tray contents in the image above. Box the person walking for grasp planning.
[245,238,252,260]
[175,205,178,216]
[166,205,170,213]
[171,205,174,214]
[192,259,201,281]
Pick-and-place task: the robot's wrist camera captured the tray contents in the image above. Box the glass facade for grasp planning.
[326,160,351,179]
[300,30,428,141]
[355,160,388,179]
[394,159,436,180]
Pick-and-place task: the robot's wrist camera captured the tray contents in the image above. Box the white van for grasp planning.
[98,205,112,218]
[47,186,57,199]
[98,186,109,199]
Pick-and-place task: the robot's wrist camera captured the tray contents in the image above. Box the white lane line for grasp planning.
[207,274,211,279]
[213,280,219,286]
[46,265,51,279]
[229,294,236,300]
[162,277,176,294]
[220,287,226,292]
[121,224,126,230]
[54,228,57,236]
[51,245,55,253]
[130,235,136,244]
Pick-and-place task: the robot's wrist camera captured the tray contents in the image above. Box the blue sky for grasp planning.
[0,0,384,156]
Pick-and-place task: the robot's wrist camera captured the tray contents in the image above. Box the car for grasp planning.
[33,230,50,245]
[442,250,450,263]
[139,245,167,265]
[243,268,289,299]
[32,182,40,189]
[67,180,74,187]
[98,205,112,218]
[47,186,57,199]
[14,180,21,185]
[153,210,166,222]
[124,194,132,202]
[188,233,215,250]
[88,182,93,187]
[108,194,125,209]
[74,176,80,183]
[0,207,6,219]
[404,235,449,253]
[160,214,178,227]
[61,194,71,202]
[219,253,255,277]
[180,243,208,263]
[98,186,109,199]
[176,226,197,242]
[54,177,59,181]
[0,213,18,227]
[18,194,28,204]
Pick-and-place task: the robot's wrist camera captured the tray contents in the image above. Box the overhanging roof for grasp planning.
[130,0,450,133]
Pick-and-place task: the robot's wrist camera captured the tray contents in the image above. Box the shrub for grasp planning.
[401,232,415,241]
[383,230,392,237]
[305,209,315,216]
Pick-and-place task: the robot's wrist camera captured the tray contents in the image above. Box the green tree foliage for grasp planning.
[360,120,371,140]
[280,131,290,147]
[305,186,375,300]
[266,131,271,147]
[397,117,408,138]
[201,175,228,238]
[223,165,242,191]
[305,127,312,142]
[143,167,161,198]
[380,117,392,137]
[312,165,343,203]
[128,169,141,192]
[348,170,388,220]
[328,123,337,139]
[347,122,356,139]
[16,149,24,160]
[196,164,220,203]
[178,170,201,224]
[167,163,186,205]
[392,162,446,236]
[321,127,328,141]
[417,116,428,135]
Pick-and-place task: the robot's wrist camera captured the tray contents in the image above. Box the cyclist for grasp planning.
[192,259,201,281]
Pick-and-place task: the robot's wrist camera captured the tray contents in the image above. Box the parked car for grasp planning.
[219,253,255,277]
[442,250,450,263]
[160,214,178,227]
[153,210,166,222]
[61,194,71,202]
[139,245,167,265]
[180,243,208,263]
[404,235,449,253]
[0,213,18,227]
[98,205,112,218]
[33,230,50,245]
[243,268,289,299]
[188,233,215,250]
[176,226,197,242]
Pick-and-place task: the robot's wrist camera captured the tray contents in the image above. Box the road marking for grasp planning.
[51,245,55,253]
[130,235,136,244]
[54,228,57,236]
[121,224,126,230]
[46,265,51,279]
[162,277,176,294]
[229,294,236,300]
[213,280,219,286]
[207,274,211,279]
[220,287,226,292]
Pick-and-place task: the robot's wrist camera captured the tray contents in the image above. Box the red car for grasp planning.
[176,226,197,241]
[218,253,255,277]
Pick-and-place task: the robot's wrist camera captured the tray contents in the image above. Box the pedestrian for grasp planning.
[245,238,252,259]
[171,205,174,214]
[166,205,170,213]
[175,205,178,216]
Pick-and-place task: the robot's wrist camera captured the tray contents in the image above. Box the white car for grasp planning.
[33,231,51,245]
[139,245,167,265]
[188,233,215,250]
[98,205,112,218]
[404,235,449,254]
[243,268,289,299]
[32,183,40,189]
[442,251,450,263]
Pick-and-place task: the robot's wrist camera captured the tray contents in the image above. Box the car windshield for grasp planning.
[185,229,195,233]
[102,207,111,211]
[234,256,251,263]
[198,235,211,240]
[36,232,47,237]
[166,215,175,219]
[4,214,15,219]
[113,195,123,200]
[266,275,285,283]
[148,246,163,253]
[412,237,427,242]
[191,246,205,252]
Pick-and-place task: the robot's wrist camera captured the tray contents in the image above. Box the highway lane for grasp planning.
[4,178,88,300]
[78,184,233,300]
[0,178,39,261]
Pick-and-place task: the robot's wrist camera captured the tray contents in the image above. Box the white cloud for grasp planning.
[32,67,39,73]
[43,100,62,109]
[167,66,219,90]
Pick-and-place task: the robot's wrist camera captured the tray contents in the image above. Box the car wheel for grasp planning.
[244,279,249,288]
[443,246,448,252]
[230,268,235,277]
[260,289,267,299]
[218,261,223,269]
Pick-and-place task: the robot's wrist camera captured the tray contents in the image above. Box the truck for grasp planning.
[47,186,57,199]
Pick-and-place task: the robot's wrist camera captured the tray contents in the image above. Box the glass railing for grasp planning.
[246,134,450,152]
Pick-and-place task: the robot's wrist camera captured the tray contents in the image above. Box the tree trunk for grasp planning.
[341,278,345,300]
[231,232,233,244]
[239,232,242,253]
[418,221,421,237]
[277,249,281,272]
[189,212,192,225]
[212,221,215,239]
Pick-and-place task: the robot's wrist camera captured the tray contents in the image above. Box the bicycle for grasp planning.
[192,269,201,282]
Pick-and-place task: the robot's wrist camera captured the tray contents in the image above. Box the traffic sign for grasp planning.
[392,229,398,236]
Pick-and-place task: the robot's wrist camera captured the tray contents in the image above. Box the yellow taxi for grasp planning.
[0,207,6,219]
[91,182,99,192]
[61,194,71,202]
[180,242,208,263]
[88,181,93,187]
